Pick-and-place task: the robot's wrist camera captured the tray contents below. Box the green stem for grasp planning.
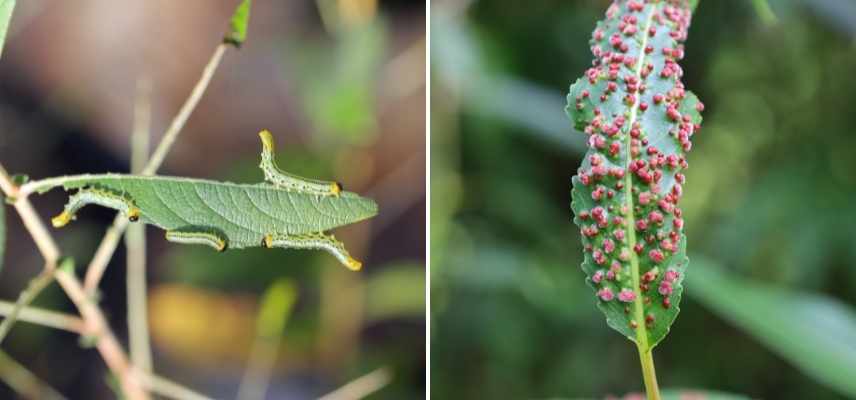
[622,7,661,400]
[638,346,661,400]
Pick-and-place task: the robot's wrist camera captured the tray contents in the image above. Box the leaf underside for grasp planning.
[53,175,377,250]
[566,0,703,349]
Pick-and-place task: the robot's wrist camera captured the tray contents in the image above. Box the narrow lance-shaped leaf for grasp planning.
[566,0,703,349]
[33,131,378,270]
[223,0,251,47]
[688,257,856,397]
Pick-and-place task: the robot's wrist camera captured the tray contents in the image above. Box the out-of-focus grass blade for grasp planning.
[256,279,297,339]
[365,263,424,322]
[0,0,15,58]
[688,256,856,397]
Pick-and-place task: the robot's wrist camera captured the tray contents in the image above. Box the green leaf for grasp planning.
[223,0,251,47]
[48,175,376,242]
[566,1,702,349]
[35,133,378,268]
[688,257,856,398]
[0,0,15,59]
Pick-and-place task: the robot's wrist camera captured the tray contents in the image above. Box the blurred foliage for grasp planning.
[431,0,856,399]
[289,14,387,146]
[689,257,856,397]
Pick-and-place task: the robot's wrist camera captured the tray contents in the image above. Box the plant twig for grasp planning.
[0,349,68,400]
[80,43,229,295]
[139,372,213,400]
[318,367,392,400]
[0,267,56,344]
[141,44,227,176]
[126,77,153,373]
[0,164,150,400]
[0,300,85,334]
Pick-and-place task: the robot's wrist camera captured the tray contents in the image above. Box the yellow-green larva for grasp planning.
[51,188,140,228]
[258,130,342,197]
[165,230,228,252]
[263,232,361,270]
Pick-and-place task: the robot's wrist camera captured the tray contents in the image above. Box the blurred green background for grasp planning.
[430,0,856,399]
[0,0,424,398]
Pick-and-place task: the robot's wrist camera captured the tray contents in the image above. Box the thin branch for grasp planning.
[139,373,213,400]
[126,77,153,373]
[82,216,128,294]
[318,367,392,400]
[53,269,149,400]
[143,44,227,175]
[0,300,85,334]
[0,165,150,400]
[0,350,68,400]
[0,267,56,344]
[82,43,229,295]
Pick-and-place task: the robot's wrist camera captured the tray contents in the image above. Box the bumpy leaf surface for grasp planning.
[46,175,377,250]
[566,0,703,349]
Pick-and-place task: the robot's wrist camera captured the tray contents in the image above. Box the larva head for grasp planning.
[259,129,276,153]
[332,182,343,196]
[51,211,73,228]
[345,257,363,271]
[127,206,141,222]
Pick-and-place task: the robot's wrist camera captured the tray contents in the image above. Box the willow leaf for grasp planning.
[566,0,703,350]
[33,132,378,270]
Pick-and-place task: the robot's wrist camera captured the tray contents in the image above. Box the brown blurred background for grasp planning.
[0,0,425,398]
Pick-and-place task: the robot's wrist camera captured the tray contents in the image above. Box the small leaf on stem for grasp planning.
[223,0,252,47]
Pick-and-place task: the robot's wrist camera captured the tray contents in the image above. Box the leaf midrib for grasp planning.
[24,173,363,199]
[622,4,657,351]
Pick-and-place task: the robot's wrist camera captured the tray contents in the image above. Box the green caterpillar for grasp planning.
[51,187,140,228]
[47,131,377,270]
[259,130,342,197]
[264,232,362,271]
[165,230,228,252]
